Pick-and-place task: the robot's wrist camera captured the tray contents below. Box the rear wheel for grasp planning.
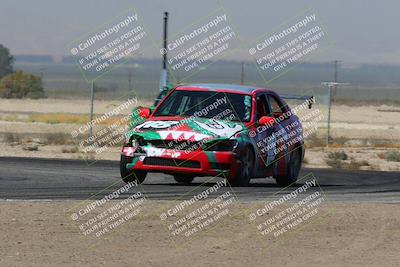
[173,174,195,185]
[120,155,146,184]
[275,148,301,186]
[227,146,254,187]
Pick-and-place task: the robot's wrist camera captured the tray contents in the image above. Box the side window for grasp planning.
[267,95,284,117]
[256,94,271,119]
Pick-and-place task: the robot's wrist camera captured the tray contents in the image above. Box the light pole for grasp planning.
[321,82,350,147]
[159,12,169,91]
[240,61,244,85]
[128,67,132,91]
[89,81,95,143]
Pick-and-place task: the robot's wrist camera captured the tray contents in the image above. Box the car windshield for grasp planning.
[153,90,252,122]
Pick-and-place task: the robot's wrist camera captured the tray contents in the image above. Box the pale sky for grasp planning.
[1,0,399,64]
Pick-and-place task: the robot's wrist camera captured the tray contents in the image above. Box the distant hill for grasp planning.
[15,55,54,63]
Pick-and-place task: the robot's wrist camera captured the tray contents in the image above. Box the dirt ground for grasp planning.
[1,98,400,171]
[0,99,399,139]
[0,201,399,267]
[0,98,152,115]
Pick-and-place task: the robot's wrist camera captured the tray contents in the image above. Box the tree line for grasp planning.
[0,44,45,99]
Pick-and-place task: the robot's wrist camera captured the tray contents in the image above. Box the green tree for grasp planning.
[0,70,45,99]
[0,44,14,79]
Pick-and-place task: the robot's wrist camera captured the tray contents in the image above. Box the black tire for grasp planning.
[173,174,195,185]
[275,148,301,187]
[227,146,254,187]
[120,155,146,184]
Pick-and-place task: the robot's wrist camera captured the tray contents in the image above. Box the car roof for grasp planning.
[175,83,272,94]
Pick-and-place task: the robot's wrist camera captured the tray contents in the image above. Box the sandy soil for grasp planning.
[0,98,152,115]
[0,99,399,141]
[0,200,399,267]
[1,98,399,170]
[0,99,399,140]
[304,147,400,171]
[0,99,398,123]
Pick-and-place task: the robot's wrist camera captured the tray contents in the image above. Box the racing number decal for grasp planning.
[204,120,225,129]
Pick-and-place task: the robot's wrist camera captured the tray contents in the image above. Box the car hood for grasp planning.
[129,117,245,141]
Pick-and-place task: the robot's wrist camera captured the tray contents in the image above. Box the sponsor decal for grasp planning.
[158,130,211,141]
[142,146,181,158]
[135,120,180,130]
[143,146,165,157]
[195,119,242,138]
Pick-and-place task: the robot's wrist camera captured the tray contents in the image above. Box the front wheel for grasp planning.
[120,155,146,184]
[173,174,195,185]
[227,146,254,187]
[275,148,301,187]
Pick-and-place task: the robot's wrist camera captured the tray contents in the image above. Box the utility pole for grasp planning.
[89,81,95,142]
[39,67,46,80]
[159,12,168,91]
[332,60,340,101]
[322,81,349,147]
[128,67,132,91]
[155,12,169,106]
[240,62,244,85]
[327,84,332,146]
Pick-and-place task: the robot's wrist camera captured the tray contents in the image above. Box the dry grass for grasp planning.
[306,134,400,149]
[3,132,21,144]
[1,113,128,126]
[346,159,370,170]
[61,146,79,153]
[29,114,89,124]
[328,151,348,160]
[305,133,326,148]
[45,133,72,145]
[325,150,370,170]
[378,151,400,162]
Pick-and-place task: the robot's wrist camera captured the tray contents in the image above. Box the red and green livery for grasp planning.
[121,83,310,186]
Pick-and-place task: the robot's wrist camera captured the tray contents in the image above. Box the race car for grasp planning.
[120,83,310,187]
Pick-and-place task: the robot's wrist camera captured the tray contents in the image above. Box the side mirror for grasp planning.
[259,116,275,126]
[138,107,151,118]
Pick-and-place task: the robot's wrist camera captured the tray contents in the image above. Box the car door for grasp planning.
[252,93,277,175]
[266,93,292,175]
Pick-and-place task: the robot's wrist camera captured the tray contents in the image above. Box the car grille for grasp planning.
[147,140,201,151]
[143,157,200,168]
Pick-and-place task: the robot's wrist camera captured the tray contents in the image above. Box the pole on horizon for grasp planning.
[332,60,340,101]
[327,84,332,146]
[89,80,94,142]
[240,62,244,85]
[128,67,132,91]
[322,81,349,147]
[159,12,168,91]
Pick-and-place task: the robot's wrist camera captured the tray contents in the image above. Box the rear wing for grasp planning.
[280,94,315,109]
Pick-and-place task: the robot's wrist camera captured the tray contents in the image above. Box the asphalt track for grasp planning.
[0,157,399,202]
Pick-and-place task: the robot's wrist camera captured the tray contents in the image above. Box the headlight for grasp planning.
[203,139,238,151]
[128,135,145,147]
[130,138,138,148]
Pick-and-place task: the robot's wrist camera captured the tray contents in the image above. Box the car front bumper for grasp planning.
[122,147,239,177]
